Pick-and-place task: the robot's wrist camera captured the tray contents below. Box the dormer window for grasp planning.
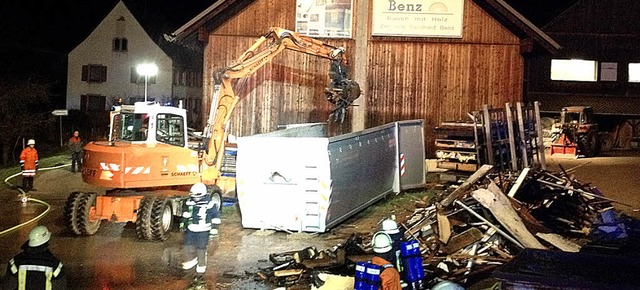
[113,37,128,52]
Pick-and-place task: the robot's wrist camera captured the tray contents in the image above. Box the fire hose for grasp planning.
[0,163,70,237]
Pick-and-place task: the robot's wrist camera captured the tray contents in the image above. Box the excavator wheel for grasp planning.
[150,197,173,241]
[76,192,101,235]
[207,185,222,212]
[135,196,156,241]
[64,192,82,235]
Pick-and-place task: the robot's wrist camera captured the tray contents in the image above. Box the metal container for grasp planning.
[236,120,425,232]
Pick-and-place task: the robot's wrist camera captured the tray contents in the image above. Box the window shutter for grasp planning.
[82,65,88,81]
[121,38,128,51]
[101,66,107,82]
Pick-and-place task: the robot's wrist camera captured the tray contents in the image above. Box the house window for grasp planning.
[82,65,107,83]
[629,63,640,83]
[113,37,128,52]
[80,95,106,111]
[130,67,156,84]
[156,113,185,147]
[550,59,598,82]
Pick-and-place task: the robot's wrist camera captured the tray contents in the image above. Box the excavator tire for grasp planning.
[64,192,82,235]
[76,192,101,235]
[208,185,222,212]
[150,197,173,241]
[135,196,156,241]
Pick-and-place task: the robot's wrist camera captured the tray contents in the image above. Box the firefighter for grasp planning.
[19,139,38,191]
[371,231,402,290]
[381,218,403,270]
[1,225,67,290]
[181,183,221,287]
[68,131,83,173]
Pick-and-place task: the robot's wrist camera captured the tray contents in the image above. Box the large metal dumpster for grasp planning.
[235,120,425,233]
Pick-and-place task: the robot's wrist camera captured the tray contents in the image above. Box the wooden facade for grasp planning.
[525,0,640,117]
[181,0,553,156]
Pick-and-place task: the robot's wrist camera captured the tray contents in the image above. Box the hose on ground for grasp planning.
[0,163,71,237]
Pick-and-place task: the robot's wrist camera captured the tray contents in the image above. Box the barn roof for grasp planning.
[171,0,561,53]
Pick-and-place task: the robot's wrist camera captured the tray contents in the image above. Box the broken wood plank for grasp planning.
[536,233,581,252]
[507,168,530,197]
[274,269,304,277]
[437,205,452,243]
[444,228,484,254]
[473,184,546,249]
[441,164,493,207]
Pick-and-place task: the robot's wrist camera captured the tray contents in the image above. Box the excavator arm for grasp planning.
[202,27,361,173]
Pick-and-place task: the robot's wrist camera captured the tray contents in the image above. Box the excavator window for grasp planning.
[118,113,148,141]
[156,113,185,147]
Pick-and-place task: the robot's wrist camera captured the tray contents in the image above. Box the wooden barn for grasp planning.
[525,0,640,117]
[172,0,559,156]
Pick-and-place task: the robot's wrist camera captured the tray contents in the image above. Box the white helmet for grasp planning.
[28,225,51,247]
[382,219,399,235]
[189,183,208,200]
[372,232,393,254]
[27,139,35,146]
[431,280,465,290]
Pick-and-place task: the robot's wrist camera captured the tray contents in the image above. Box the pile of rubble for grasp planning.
[405,164,639,286]
[255,164,640,288]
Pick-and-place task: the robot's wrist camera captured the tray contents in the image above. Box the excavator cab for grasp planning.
[109,102,188,148]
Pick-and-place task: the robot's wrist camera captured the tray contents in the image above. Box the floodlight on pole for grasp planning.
[136,63,158,102]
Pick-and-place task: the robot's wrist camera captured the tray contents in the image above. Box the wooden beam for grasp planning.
[437,204,452,244]
[454,200,525,249]
[444,227,483,254]
[472,185,546,249]
[440,164,493,207]
[505,102,518,170]
[507,167,530,197]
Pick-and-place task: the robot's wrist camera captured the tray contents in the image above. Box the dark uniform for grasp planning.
[181,194,221,275]
[2,242,66,290]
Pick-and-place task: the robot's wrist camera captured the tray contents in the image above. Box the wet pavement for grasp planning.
[0,169,378,290]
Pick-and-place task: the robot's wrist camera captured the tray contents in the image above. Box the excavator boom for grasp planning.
[202,27,361,175]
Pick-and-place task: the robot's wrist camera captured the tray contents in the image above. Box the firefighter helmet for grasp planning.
[189,183,208,200]
[27,139,35,146]
[28,225,51,247]
[372,231,393,253]
[381,219,400,235]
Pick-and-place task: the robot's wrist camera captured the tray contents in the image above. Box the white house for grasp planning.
[67,0,203,127]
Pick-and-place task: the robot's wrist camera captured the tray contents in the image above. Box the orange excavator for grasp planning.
[64,27,361,241]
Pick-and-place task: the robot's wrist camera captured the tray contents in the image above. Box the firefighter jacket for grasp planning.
[68,137,82,153]
[19,147,38,177]
[371,256,401,290]
[181,195,221,233]
[2,242,67,290]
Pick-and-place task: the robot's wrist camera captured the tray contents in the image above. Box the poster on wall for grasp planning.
[296,0,353,38]
[372,0,465,38]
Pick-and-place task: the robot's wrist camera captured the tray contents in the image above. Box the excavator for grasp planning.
[64,27,361,241]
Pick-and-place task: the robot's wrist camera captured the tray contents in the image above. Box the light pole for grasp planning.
[136,63,158,102]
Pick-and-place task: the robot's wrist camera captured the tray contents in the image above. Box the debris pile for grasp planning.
[255,164,640,288]
[404,164,638,286]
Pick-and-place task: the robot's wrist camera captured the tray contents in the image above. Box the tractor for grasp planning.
[550,106,599,157]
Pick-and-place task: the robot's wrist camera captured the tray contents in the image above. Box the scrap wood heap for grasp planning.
[254,164,640,288]
[404,164,639,286]
[256,234,368,288]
